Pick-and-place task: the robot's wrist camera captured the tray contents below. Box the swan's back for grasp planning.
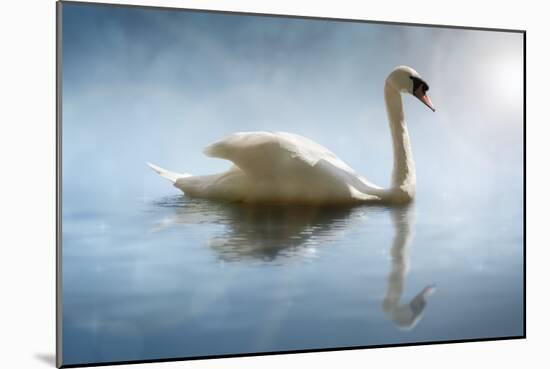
[204,131,358,175]
[198,131,382,204]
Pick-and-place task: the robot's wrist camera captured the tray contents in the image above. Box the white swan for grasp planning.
[148,66,435,205]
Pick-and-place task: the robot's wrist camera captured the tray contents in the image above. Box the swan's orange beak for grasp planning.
[414,86,436,112]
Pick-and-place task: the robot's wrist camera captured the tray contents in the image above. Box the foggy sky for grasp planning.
[61,3,524,213]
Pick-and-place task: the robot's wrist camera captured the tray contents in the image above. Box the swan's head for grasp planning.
[387,66,435,112]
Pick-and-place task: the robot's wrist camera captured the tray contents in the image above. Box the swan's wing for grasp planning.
[203,131,349,173]
[203,131,382,197]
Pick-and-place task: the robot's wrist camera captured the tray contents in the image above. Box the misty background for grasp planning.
[62,3,523,215]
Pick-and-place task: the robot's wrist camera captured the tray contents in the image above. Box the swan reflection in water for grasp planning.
[152,196,435,330]
[383,207,436,330]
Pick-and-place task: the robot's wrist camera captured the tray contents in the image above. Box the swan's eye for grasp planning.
[410,76,429,93]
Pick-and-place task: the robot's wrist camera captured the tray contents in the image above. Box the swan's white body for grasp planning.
[149,66,434,205]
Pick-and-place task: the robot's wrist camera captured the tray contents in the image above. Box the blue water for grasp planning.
[61,190,524,365]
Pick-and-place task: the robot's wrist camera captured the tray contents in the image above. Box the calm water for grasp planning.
[61,191,524,365]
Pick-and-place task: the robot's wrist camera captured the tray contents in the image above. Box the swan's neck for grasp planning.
[384,83,416,201]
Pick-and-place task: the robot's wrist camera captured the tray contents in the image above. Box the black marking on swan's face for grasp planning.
[410,76,429,94]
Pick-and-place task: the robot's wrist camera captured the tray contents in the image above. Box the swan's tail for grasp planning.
[147,162,191,184]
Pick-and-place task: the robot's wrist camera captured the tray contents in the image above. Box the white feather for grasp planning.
[147,162,190,184]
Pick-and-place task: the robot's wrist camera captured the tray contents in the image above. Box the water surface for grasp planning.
[62,192,524,365]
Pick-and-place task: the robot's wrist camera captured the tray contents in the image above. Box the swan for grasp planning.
[148,66,435,205]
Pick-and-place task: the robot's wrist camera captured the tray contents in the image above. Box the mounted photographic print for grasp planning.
[56,0,525,367]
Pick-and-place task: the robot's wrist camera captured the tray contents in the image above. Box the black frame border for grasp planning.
[55,1,527,367]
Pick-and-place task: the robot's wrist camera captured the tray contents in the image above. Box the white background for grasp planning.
[0,0,546,368]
